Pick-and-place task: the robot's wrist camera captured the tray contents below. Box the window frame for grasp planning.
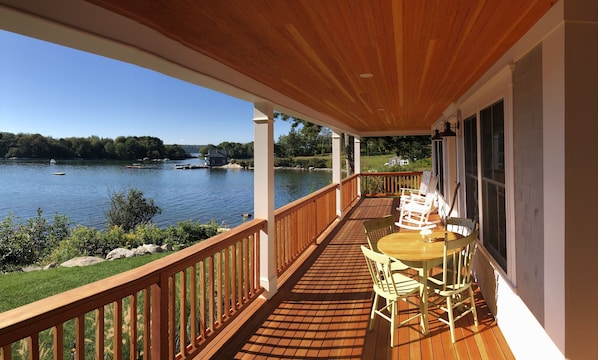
[458,65,516,282]
[433,140,444,197]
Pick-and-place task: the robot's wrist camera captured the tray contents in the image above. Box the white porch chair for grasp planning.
[395,175,438,230]
[397,170,431,209]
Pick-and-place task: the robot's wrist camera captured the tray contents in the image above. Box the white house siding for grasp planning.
[467,1,598,359]
[459,2,566,359]
[513,44,545,326]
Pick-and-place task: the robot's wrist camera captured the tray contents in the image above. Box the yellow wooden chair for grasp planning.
[361,245,422,347]
[426,226,479,343]
[362,215,409,272]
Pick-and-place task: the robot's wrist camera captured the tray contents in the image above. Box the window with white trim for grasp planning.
[433,139,444,196]
[463,114,478,222]
[480,100,507,271]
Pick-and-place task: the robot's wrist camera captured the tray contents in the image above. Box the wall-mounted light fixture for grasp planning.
[439,114,459,137]
[431,128,443,141]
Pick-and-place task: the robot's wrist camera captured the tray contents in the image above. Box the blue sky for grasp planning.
[0,30,292,145]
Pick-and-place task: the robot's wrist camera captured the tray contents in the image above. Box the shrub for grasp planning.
[274,157,294,168]
[48,225,99,264]
[165,220,220,249]
[0,210,71,271]
[133,224,165,246]
[106,188,162,232]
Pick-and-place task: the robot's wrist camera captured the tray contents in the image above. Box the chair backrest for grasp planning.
[422,175,438,206]
[363,215,394,253]
[442,226,479,290]
[361,245,399,297]
[445,217,476,236]
[419,170,432,194]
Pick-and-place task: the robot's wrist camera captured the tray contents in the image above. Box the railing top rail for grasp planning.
[275,182,337,217]
[360,171,423,176]
[342,173,359,182]
[0,218,266,345]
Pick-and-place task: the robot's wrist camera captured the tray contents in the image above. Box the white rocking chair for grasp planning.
[395,175,438,230]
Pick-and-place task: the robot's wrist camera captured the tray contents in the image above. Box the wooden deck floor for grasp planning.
[213,197,514,359]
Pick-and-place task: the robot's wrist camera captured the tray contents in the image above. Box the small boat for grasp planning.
[52,172,65,176]
[126,163,144,169]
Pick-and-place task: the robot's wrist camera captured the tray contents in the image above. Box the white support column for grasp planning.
[354,137,361,196]
[332,131,343,218]
[253,102,277,298]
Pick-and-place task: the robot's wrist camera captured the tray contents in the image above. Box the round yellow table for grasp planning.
[377,229,461,334]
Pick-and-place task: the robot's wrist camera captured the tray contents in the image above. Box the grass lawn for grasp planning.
[0,252,169,312]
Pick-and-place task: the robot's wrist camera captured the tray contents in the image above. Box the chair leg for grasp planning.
[469,287,478,326]
[447,295,456,343]
[369,293,379,331]
[390,300,397,347]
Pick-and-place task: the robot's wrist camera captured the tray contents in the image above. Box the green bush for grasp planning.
[165,220,220,250]
[0,210,71,272]
[133,224,165,246]
[48,226,100,264]
[106,188,162,232]
[274,157,294,168]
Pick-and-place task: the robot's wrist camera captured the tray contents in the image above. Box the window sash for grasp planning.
[463,115,478,221]
[480,100,507,271]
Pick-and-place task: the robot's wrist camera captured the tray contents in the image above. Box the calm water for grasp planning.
[0,159,332,229]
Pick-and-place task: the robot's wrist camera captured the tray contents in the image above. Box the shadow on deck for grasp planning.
[213,197,514,359]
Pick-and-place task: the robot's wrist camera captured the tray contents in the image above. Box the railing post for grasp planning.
[151,276,170,359]
[354,137,361,196]
[253,102,277,298]
[332,131,343,218]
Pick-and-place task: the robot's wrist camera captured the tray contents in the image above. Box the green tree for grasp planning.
[106,188,162,232]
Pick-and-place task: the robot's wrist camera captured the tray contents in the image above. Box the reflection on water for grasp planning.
[0,159,332,229]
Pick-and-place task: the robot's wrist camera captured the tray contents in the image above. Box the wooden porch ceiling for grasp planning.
[86,0,555,136]
[0,0,556,136]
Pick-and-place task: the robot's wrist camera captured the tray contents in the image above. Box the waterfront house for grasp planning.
[1,1,597,359]
[204,148,228,167]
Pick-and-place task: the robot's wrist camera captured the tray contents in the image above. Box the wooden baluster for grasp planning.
[130,294,138,360]
[53,323,64,360]
[95,307,104,360]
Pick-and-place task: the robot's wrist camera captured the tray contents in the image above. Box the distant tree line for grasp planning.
[273,113,431,161]
[1,119,431,162]
[0,132,189,160]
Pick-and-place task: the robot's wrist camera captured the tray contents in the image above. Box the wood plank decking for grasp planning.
[213,197,514,359]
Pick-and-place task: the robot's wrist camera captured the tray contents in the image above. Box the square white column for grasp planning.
[332,131,343,218]
[253,102,277,298]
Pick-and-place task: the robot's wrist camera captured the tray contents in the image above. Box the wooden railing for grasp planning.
[0,220,264,360]
[341,173,360,211]
[274,183,338,275]
[360,171,423,197]
[0,172,406,360]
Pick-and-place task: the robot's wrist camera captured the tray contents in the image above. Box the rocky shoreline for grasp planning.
[21,243,174,272]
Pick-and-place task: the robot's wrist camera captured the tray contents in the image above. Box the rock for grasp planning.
[22,265,44,272]
[133,246,150,256]
[44,263,57,270]
[61,256,105,267]
[142,244,162,254]
[106,248,135,260]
